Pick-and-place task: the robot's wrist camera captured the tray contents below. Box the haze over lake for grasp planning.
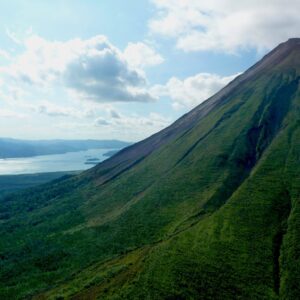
[0,148,116,175]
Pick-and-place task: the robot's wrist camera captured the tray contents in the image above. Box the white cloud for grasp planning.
[94,117,110,126]
[108,108,121,119]
[113,112,168,129]
[0,49,11,60]
[34,101,96,118]
[95,109,169,129]
[5,28,22,45]
[2,35,159,103]
[53,110,170,141]
[0,84,29,105]
[0,108,26,119]
[149,0,300,53]
[152,72,240,110]
[124,42,164,68]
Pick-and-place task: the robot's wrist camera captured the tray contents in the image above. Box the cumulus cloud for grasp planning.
[94,109,169,130]
[94,117,110,126]
[152,72,240,110]
[0,108,26,119]
[53,109,170,140]
[0,84,29,105]
[34,101,95,118]
[5,28,22,45]
[149,0,300,53]
[108,108,121,119]
[0,49,11,60]
[2,35,160,103]
[124,42,164,68]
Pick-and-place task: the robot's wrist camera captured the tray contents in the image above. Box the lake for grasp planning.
[0,148,117,175]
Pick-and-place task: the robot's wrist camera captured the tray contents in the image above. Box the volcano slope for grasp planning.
[0,39,300,299]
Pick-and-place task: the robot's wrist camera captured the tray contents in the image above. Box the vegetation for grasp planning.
[0,40,299,299]
[0,171,80,197]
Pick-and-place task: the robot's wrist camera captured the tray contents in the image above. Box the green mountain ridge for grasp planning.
[0,39,300,299]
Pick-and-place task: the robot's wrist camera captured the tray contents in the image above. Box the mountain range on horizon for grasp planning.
[0,38,300,299]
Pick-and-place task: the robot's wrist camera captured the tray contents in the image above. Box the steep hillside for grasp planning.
[0,39,300,299]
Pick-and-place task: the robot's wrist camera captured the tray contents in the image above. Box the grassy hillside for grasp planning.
[0,39,299,299]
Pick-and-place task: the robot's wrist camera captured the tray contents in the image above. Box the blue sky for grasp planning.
[0,0,299,141]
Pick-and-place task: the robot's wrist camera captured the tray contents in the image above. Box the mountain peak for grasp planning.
[276,37,300,53]
[286,37,300,45]
[230,38,300,86]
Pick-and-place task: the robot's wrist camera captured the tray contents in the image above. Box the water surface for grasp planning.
[0,148,116,175]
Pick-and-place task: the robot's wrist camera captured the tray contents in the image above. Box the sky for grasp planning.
[0,0,299,142]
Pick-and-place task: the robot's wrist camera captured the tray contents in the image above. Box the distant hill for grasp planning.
[0,138,131,158]
[0,171,79,197]
[1,39,300,299]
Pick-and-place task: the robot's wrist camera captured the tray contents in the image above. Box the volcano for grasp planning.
[1,39,300,299]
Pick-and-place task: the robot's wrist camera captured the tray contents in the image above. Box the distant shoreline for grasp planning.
[0,138,131,159]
